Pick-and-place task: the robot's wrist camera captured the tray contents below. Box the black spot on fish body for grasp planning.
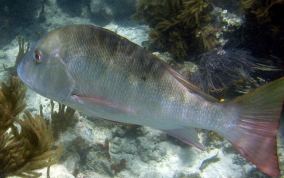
[141,76,147,81]
[124,44,137,58]
[138,54,155,73]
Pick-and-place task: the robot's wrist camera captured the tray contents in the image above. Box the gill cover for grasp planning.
[17,30,75,103]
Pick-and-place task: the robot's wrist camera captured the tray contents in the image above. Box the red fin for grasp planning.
[226,77,284,177]
[72,95,137,114]
[164,127,205,150]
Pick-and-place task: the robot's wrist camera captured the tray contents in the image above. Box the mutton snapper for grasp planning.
[17,24,283,177]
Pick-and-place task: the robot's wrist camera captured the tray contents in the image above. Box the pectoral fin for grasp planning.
[72,95,137,115]
[164,127,205,150]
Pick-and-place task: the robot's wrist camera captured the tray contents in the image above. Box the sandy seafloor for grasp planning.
[0,0,282,178]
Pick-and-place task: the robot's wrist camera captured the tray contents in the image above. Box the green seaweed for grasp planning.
[0,76,62,178]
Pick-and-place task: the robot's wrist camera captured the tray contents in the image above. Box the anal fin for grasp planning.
[163,127,205,150]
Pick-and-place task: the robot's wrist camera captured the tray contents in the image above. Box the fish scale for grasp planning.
[17,24,284,177]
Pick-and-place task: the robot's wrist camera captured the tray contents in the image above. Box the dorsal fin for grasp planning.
[163,63,219,102]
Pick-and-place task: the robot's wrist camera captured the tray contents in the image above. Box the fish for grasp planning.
[17,24,283,177]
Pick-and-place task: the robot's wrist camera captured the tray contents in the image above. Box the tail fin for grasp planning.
[226,77,284,177]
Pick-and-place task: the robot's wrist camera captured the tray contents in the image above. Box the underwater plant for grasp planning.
[3,35,30,76]
[235,0,284,68]
[0,76,62,178]
[195,25,220,51]
[168,31,188,61]
[132,0,218,62]
[49,100,76,140]
[190,49,266,97]
[131,0,166,27]
[179,0,210,26]
[240,0,284,22]
[0,76,27,135]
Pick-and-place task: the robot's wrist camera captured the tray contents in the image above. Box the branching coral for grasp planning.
[132,0,219,62]
[190,49,257,95]
[3,35,30,76]
[241,0,284,22]
[131,0,165,27]
[179,0,210,26]
[236,0,284,68]
[190,49,279,98]
[149,29,165,49]
[49,100,76,140]
[0,76,62,178]
[168,31,188,60]
[0,76,27,134]
[195,25,220,51]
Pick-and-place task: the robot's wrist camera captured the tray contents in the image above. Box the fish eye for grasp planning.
[34,50,42,63]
